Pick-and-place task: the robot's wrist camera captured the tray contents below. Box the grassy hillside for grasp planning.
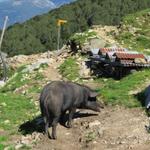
[116,9,150,54]
[2,0,150,56]
[0,60,50,148]
[59,56,150,108]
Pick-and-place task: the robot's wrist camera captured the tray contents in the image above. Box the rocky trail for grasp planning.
[2,27,150,150]
[32,107,150,150]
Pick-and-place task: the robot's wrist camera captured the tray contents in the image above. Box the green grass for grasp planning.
[85,131,97,143]
[0,93,36,130]
[33,72,44,80]
[28,84,42,94]
[0,63,47,148]
[0,136,8,150]
[0,144,5,150]
[0,136,7,143]
[95,69,150,107]
[59,57,80,81]
[116,9,150,54]
[0,65,43,131]
[1,65,44,93]
[59,57,150,108]
[0,66,29,93]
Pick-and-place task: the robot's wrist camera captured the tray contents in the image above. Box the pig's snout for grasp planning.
[97,101,104,109]
[86,101,103,112]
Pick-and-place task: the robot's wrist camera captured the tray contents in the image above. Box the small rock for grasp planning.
[32,132,41,141]
[103,79,108,82]
[15,144,23,150]
[102,140,107,144]
[1,102,7,107]
[98,128,104,137]
[93,141,97,144]
[4,120,10,124]
[65,132,70,135]
[21,136,31,145]
[88,120,101,128]
[110,142,116,145]
[22,90,26,95]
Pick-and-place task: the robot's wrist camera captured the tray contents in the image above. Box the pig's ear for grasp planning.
[90,91,99,97]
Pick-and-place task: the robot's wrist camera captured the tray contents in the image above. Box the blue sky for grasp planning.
[0,0,9,2]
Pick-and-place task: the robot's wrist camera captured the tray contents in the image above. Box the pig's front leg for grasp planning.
[66,107,76,128]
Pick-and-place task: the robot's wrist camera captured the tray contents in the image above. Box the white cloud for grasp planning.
[10,0,56,8]
[0,0,57,9]
[32,0,56,8]
[12,0,22,6]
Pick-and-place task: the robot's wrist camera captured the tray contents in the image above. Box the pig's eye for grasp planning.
[88,97,96,101]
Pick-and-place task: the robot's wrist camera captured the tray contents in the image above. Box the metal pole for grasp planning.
[0,16,8,81]
[57,25,61,51]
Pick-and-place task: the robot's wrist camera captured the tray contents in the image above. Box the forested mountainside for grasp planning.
[2,0,150,56]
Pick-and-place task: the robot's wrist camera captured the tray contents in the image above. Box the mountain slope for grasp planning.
[2,0,150,56]
[116,9,150,54]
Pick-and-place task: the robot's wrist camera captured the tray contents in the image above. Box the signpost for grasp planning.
[57,19,67,51]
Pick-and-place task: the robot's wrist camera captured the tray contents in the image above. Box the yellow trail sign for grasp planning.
[57,19,67,26]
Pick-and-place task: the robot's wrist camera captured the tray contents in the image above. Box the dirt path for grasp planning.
[6,51,150,150]
[32,106,150,150]
[30,52,150,150]
[42,64,62,81]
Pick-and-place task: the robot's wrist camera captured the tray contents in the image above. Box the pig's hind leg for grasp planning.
[44,117,49,137]
[44,116,52,139]
[51,114,61,139]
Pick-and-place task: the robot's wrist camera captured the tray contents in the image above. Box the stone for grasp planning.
[103,79,108,82]
[15,144,23,150]
[65,132,71,135]
[89,38,106,49]
[4,120,10,124]
[93,141,97,144]
[79,61,91,78]
[22,58,51,73]
[88,120,101,128]
[1,102,7,107]
[98,128,104,137]
[21,136,31,145]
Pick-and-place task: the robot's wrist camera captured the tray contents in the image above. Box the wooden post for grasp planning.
[57,19,67,51]
[0,16,8,81]
[57,25,61,51]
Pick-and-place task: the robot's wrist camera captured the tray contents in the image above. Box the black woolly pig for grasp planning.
[39,81,103,139]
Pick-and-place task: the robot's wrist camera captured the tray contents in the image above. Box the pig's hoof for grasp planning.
[66,122,72,128]
[51,134,57,140]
